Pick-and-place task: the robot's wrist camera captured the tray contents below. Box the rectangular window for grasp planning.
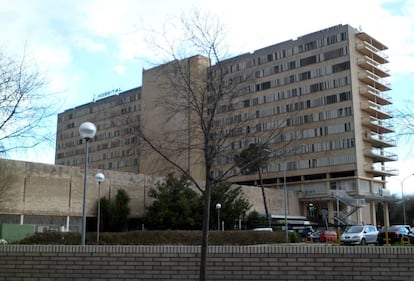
[339,91,352,101]
[243,100,250,108]
[326,94,338,104]
[261,81,271,90]
[300,55,317,67]
[300,71,311,81]
[305,41,317,51]
[332,61,350,73]
[252,97,259,106]
[324,48,343,60]
[267,54,273,62]
[327,34,338,45]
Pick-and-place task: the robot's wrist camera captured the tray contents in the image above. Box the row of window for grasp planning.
[213,149,356,178]
[58,92,141,123]
[56,136,139,159]
[234,76,351,115]
[233,46,348,90]
[274,152,355,172]
[223,30,348,74]
[95,158,138,170]
[217,89,352,128]
[59,157,138,170]
[215,134,355,167]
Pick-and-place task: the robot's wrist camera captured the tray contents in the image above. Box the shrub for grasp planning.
[17,230,297,245]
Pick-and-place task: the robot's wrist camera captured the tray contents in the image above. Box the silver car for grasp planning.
[340,225,378,245]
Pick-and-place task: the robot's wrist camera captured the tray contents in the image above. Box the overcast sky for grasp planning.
[1,0,413,194]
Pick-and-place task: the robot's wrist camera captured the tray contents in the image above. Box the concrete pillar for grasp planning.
[369,201,376,225]
[327,201,335,225]
[66,216,70,232]
[383,201,390,227]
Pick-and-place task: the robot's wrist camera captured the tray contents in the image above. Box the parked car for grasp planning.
[309,230,321,242]
[319,229,338,242]
[377,225,414,245]
[299,227,315,238]
[340,225,378,245]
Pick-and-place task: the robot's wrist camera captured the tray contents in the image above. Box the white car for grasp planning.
[340,225,378,245]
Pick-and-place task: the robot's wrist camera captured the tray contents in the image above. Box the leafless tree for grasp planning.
[0,48,57,155]
[394,102,414,138]
[139,10,296,281]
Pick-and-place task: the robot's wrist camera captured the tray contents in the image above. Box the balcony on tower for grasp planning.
[362,116,394,134]
[360,100,392,119]
[359,85,392,106]
[364,148,397,163]
[358,70,391,92]
[363,132,396,148]
[357,55,390,78]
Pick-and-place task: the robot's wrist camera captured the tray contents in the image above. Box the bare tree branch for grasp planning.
[0,47,58,155]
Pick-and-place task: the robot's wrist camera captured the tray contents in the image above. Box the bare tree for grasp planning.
[234,143,272,227]
[139,10,295,281]
[393,102,414,139]
[0,48,56,155]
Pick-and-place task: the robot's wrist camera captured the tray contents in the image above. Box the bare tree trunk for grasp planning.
[258,168,271,227]
[199,178,212,281]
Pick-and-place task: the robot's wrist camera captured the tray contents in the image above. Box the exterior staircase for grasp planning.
[331,190,366,225]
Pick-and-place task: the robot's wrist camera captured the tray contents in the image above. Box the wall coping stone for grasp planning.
[1,244,413,255]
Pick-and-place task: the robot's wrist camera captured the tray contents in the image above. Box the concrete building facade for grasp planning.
[209,24,396,226]
[54,24,395,226]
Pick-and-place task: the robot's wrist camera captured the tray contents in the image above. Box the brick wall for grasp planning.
[0,245,413,281]
[0,159,298,222]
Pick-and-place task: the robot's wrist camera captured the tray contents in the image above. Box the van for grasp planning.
[340,225,378,245]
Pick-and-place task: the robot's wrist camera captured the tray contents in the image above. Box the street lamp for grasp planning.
[95,172,105,244]
[400,173,414,226]
[283,160,288,243]
[79,121,97,245]
[216,203,221,231]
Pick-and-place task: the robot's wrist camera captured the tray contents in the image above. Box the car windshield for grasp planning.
[381,226,405,232]
[345,226,363,233]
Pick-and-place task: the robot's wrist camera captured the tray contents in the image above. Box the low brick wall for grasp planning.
[0,245,413,281]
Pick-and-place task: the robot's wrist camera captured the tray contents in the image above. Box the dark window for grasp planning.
[310,83,324,93]
[305,41,317,51]
[261,81,271,90]
[300,55,317,67]
[300,71,311,81]
[324,48,343,60]
[243,100,250,108]
[339,91,352,101]
[326,94,338,104]
[267,54,273,62]
[332,61,350,73]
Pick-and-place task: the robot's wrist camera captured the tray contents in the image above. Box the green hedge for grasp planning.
[17,230,299,245]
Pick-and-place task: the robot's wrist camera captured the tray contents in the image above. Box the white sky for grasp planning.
[1,0,413,194]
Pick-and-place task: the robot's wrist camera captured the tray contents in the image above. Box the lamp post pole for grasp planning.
[95,173,105,244]
[283,161,288,243]
[79,122,97,246]
[401,174,414,226]
[216,203,221,231]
